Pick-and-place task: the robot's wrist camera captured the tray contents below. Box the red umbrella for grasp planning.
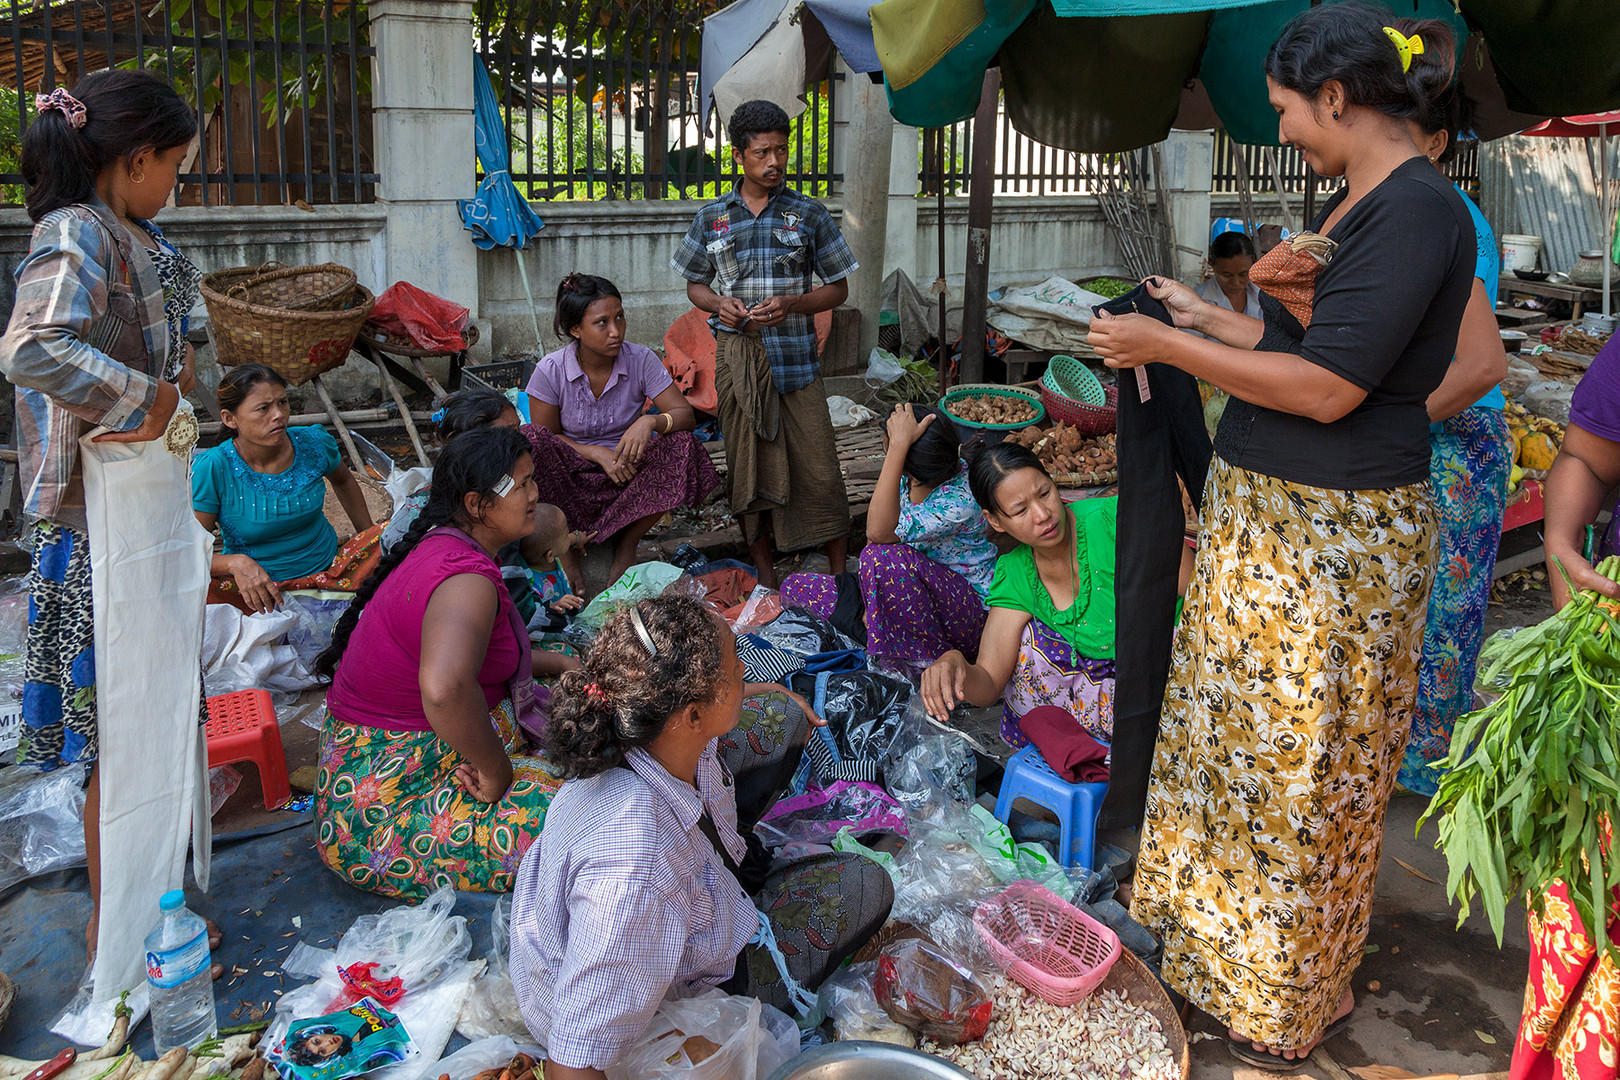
[1521,111,1620,316]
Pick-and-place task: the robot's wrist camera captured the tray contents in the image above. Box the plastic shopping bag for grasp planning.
[603,990,797,1080]
[270,887,481,1080]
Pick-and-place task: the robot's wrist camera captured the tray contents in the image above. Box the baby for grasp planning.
[524,504,589,625]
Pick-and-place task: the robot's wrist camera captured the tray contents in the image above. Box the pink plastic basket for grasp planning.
[973,880,1122,1005]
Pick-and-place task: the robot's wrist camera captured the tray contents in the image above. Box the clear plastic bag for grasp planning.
[602,990,798,1080]
[429,1036,544,1080]
[755,608,856,658]
[819,962,913,1046]
[873,938,994,1045]
[731,587,783,634]
[864,347,907,388]
[280,591,353,671]
[0,576,29,697]
[455,897,528,1041]
[814,673,912,765]
[880,699,977,816]
[0,763,88,894]
[755,781,907,848]
[271,886,481,1080]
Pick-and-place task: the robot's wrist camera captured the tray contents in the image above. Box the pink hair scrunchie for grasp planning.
[34,87,86,129]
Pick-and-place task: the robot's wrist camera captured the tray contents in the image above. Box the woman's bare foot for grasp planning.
[1229,990,1354,1065]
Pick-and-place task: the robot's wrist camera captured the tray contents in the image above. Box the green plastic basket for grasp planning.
[1040,355,1115,436]
[939,384,1046,431]
[1041,355,1105,405]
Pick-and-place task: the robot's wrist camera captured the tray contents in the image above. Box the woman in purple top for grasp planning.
[310,428,564,901]
[1545,332,1620,605]
[524,273,720,593]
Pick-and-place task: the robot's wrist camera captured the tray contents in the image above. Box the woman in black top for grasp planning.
[1088,4,1473,1070]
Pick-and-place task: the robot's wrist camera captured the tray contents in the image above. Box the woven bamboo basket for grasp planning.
[203,263,357,313]
[0,970,14,1034]
[202,282,375,386]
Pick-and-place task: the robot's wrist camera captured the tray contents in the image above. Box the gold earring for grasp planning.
[132,171,146,184]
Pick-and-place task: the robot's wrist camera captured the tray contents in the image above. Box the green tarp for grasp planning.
[870,0,1620,152]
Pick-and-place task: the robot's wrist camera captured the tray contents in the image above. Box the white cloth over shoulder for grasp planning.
[81,406,213,1001]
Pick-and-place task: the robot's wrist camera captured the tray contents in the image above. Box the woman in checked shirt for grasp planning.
[509,595,894,1077]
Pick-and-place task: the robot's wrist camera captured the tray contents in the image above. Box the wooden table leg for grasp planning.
[311,374,369,475]
[370,354,431,467]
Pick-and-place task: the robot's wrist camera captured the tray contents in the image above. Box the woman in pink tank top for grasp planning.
[311,428,564,901]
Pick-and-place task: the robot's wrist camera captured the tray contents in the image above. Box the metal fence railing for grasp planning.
[1212,132,1480,198]
[919,117,1483,204]
[0,0,376,207]
[474,0,840,202]
[924,103,1107,197]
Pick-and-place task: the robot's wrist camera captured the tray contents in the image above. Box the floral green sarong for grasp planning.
[315,700,563,903]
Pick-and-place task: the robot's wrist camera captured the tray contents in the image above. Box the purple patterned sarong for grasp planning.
[781,543,986,665]
[521,423,719,540]
[1001,618,1114,750]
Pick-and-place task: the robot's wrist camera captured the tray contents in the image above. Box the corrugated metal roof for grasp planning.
[1480,134,1615,277]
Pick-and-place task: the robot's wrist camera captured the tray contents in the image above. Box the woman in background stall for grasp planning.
[1395,91,1511,796]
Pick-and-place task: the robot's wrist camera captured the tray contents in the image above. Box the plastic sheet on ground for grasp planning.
[269,886,483,1080]
[602,989,797,1080]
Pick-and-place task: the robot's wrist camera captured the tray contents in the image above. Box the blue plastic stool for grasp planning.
[993,745,1108,871]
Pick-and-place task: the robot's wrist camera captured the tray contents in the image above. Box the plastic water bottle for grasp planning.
[145,890,218,1054]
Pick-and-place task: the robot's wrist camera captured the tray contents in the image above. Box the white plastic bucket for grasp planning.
[1501,234,1543,273]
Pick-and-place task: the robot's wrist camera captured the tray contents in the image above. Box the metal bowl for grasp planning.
[1513,268,1551,282]
[765,1042,978,1080]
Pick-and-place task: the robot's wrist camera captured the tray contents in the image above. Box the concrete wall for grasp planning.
[477,194,1134,354]
[0,203,389,314]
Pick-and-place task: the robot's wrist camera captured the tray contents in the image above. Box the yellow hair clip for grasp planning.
[1382,26,1425,73]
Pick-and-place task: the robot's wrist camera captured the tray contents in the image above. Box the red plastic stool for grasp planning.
[205,689,291,810]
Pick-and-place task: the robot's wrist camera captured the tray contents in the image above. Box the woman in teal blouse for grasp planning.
[194,364,377,613]
[919,442,1125,748]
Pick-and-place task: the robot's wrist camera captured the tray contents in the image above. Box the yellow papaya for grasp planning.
[1518,431,1558,471]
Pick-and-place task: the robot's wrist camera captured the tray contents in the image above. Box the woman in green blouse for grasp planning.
[920,442,1124,748]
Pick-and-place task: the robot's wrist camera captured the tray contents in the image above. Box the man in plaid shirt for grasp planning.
[672,100,858,587]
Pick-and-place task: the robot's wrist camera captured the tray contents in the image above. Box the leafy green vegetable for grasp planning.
[1420,556,1620,963]
[1084,277,1136,299]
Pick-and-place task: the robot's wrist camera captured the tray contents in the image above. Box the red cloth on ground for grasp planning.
[1018,705,1109,784]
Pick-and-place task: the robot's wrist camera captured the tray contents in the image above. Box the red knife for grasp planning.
[22,1048,76,1080]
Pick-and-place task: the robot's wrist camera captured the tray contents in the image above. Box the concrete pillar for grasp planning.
[369,0,480,312]
[1160,130,1216,281]
[833,65,895,356]
[884,123,920,283]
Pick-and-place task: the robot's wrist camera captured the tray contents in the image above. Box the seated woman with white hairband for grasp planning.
[510,594,895,1077]
[310,428,568,903]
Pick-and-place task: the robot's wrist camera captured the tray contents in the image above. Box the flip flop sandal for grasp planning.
[1226,1017,1350,1073]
